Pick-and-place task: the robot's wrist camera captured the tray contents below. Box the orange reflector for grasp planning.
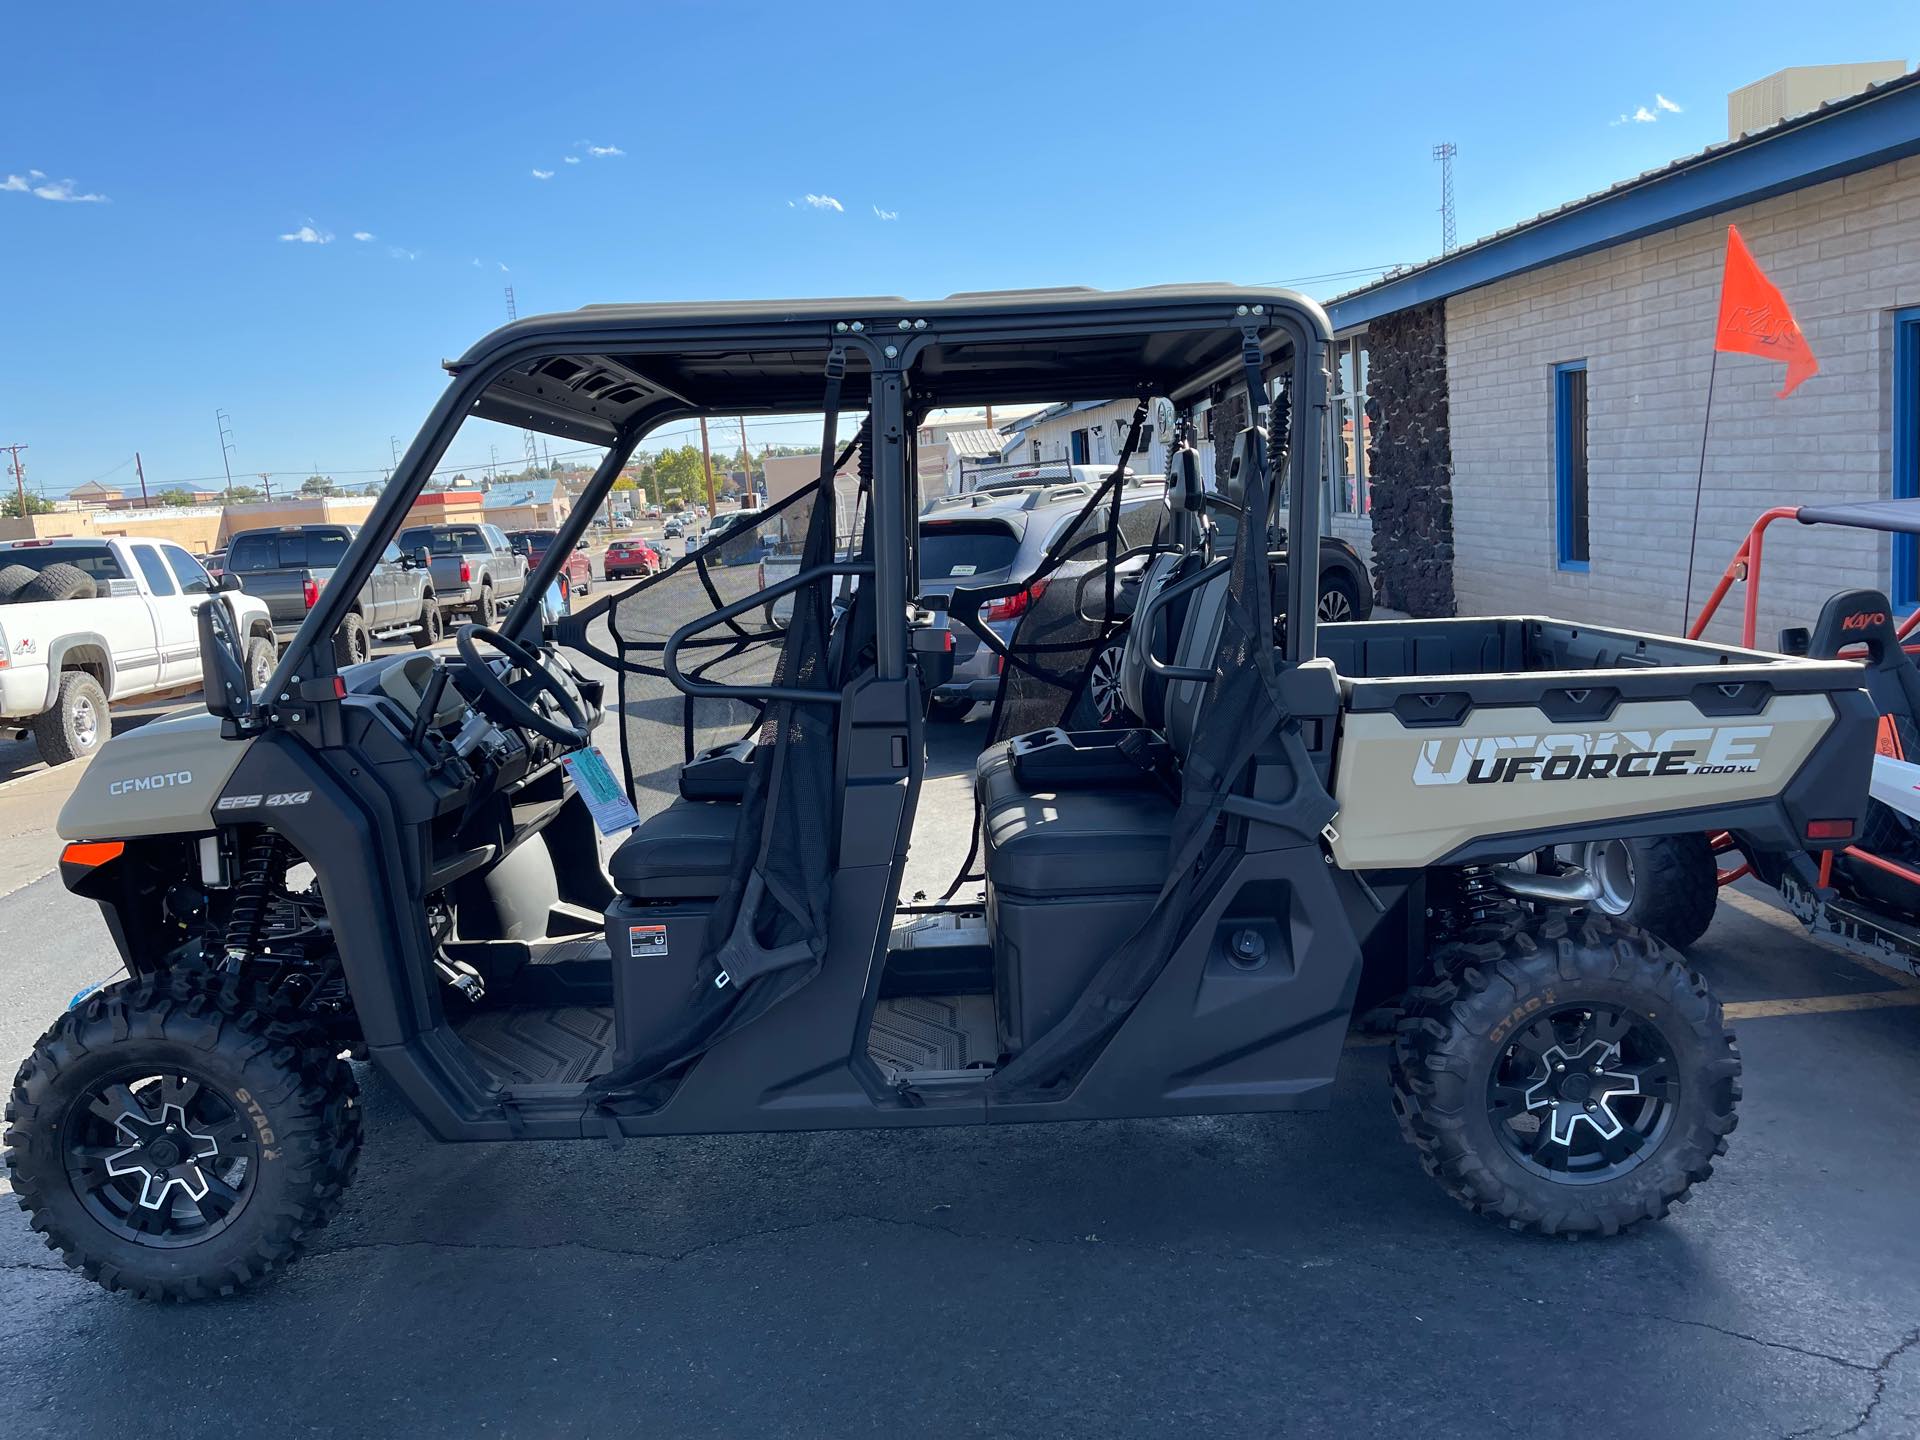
[1806,819,1854,841]
[62,840,125,868]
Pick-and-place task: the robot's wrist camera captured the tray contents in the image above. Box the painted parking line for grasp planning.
[1723,989,1920,1020]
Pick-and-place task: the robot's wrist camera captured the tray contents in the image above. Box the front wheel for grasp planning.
[1390,912,1740,1237]
[333,610,371,668]
[1317,572,1363,624]
[412,599,444,648]
[243,636,276,694]
[3,976,361,1300]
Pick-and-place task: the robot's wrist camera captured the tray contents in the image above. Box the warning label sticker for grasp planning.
[628,924,669,959]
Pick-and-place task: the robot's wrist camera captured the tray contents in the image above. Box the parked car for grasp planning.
[227,524,439,664]
[200,550,227,581]
[663,517,684,538]
[604,537,662,581]
[396,522,527,626]
[506,528,593,596]
[0,536,274,764]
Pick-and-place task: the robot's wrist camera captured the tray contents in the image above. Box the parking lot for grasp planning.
[3,659,1919,1438]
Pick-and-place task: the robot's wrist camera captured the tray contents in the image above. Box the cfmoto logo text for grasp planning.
[107,770,193,796]
[1412,726,1772,787]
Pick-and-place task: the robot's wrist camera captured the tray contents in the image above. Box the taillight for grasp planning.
[984,577,1048,622]
[1806,819,1855,841]
[301,577,319,609]
[458,557,472,584]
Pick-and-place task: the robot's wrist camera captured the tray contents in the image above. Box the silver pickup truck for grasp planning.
[226,524,438,664]
[396,522,527,627]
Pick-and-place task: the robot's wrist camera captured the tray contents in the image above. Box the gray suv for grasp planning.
[918,480,1169,720]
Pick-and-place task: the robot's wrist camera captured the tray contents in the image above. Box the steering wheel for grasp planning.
[454,625,590,747]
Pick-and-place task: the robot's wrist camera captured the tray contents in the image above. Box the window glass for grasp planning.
[162,545,213,595]
[1555,362,1590,569]
[133,545,177,596]
[918,520,1021,578]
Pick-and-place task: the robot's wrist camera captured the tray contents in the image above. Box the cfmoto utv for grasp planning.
[5,287,1875,1299]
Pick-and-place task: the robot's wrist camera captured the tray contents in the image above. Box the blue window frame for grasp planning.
[1894,308,1920,609]
[1554,360,1590,572]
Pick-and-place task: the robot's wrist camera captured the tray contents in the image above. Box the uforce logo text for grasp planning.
[1412,724,1773,787]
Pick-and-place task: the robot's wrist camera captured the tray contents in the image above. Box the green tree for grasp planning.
[2,491,55,518]
[301,474,336,496]
[156,488,197,507]
[229,485,261,503]
[649,445,708,508]
[611,473,638,491]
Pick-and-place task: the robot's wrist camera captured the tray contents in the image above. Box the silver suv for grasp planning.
[918,479,1169,720]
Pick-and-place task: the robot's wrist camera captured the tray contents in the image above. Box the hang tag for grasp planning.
[560,746,640,835]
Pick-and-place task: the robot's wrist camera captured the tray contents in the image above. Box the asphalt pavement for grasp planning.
[1,576,1918,1437]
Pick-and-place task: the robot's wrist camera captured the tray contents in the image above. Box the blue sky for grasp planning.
[4,1,1913,497]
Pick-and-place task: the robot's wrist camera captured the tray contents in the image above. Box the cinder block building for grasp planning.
[1327,65,1920,646]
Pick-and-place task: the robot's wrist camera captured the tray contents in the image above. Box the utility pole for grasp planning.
[215,409,237,502]
[258,471,273,503]
[736,416,754,500]
[1432,142,1458,256]
[3,444,28,522]
[134,451,150,506]
[698,417,717,514]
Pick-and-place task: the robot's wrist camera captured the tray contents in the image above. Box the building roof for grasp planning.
[998,399,1111,437]
[1327,66,1920,332]
[484,477,562,508]
[941,428,1004,459]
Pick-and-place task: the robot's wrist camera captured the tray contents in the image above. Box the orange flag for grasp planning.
[1713,223,1819,397]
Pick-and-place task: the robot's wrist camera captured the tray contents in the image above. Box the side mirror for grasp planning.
[198,598,252,725]
[575,540,588,551]
[216,571,243,593]
[412,546,431,569]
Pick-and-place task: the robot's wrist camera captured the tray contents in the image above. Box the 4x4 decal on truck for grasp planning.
[1413,724,1774,786]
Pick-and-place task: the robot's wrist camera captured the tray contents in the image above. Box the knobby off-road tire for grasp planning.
[31,669,109,764]
[333,609,371,668]
[413,597,444,648]
[4,975,361,1300]
[243,636,276,694]
[1389,911,1740,1237]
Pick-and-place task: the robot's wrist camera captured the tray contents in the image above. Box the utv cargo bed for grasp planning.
[1320,616,1875,870]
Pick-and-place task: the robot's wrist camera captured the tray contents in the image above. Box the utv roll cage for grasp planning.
[271,286,1333,705]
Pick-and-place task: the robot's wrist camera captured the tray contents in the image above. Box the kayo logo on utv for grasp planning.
[1413,724,1775,786]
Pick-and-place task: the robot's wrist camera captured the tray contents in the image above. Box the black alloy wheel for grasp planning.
[62,1069,259,1247]
[1487,1003,1677,1182]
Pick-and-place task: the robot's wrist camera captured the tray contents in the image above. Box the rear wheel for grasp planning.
[474,584,499,627]
[333,610,371,667]
[1577,834,1718,951]
[31,669,108,764]
[1316,572,1362,624]
[1390,911,1740,1237]
[4,976,361,1300]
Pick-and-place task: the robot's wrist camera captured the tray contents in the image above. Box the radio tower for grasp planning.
[504,287,541,477]
[1432,142,1458,256]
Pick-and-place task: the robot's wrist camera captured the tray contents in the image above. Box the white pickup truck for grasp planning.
[0,536,275,765]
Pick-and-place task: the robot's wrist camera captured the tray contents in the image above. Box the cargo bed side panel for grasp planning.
[1329,693,1838,870]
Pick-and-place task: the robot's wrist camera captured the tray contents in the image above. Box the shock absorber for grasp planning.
[222,831,288,963]
[1459,864,1505,927]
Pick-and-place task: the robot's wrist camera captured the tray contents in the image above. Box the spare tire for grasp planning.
[15,563,97,604]
[0,563,36,602]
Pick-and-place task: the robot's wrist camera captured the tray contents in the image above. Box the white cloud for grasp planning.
[801,193,844,212]
[585,144,624,158]
[498,262,509,272]
[352,230,375,241]
[279,220,333,244]
[389,245,418,260]
[472,257,483,268]
[531,168,554,180]
[1656,93,1682,113]
[563,156,581,165]
[872,205,898,221]
[3,170,109,203]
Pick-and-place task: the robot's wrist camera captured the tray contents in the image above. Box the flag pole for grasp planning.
[1681,341,1722,632]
